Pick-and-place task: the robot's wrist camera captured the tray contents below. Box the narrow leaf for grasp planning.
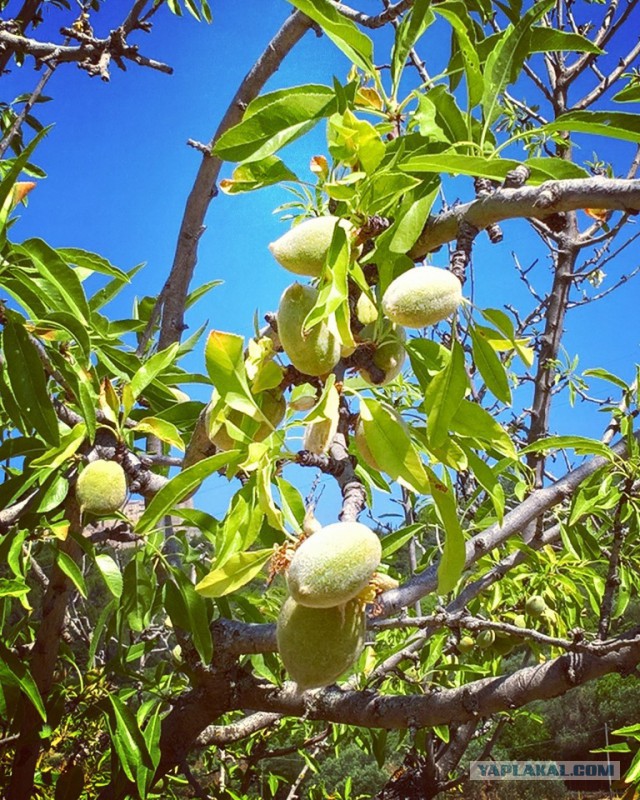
[135,453,235,534]
[287,0,374,72]
[195,549,272,598]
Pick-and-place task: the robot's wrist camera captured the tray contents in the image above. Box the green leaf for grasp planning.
[360,398,429,494]
[389,182,439,254]
[33,311,92,368]
[135,452,235,535]
[391,0,435,94]
[57,247,129,281]
[276,476,305,529]
[583,367,628,390]
[613,82,640,104]
[57,549,87,599]
[435,2,483,109]
[381,523,424,558]
[470,324,511,404]
[0,127,50,233]
[529,28,604,55]
[481,307,535,366]
[128,342,180,405]
[195,548,272,598]
[0,578,29,598]
[89,263,144,312]
[302,224,350,331]
[625,747,640,783]
[133,417,185,451]
[450,399,517,459]
[122,554,155,632]
[108,695,154,782]
[541,111,640,144]
[220,156,298,194]
[425,339,468,448]
[94,553,123,599]
[327,109,385,173]
[3,317,60,445]
[401,152,579,184]
[18,239,91,323]
[214,85,336,163]
[204,330,261,418]
[165,575,213,663]
[31,423,85,469]
[0,644,47,721]
[415,86,468,144]
[521,435,614,460]
[429,468,465,594]
[481,0,554,131]
[463,446,505,523]
[287,0,374,72]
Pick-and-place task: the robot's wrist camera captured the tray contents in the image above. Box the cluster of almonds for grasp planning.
[277,520,383,689]
[270,215,463,380]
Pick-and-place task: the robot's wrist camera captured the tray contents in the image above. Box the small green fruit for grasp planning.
[358,322,406,385]
[458,635,475,653]
[287,521,382,608]
[382,266,462,329]
[355,292,378,325]
[476,629,496,650]
[277,283,341,377]
[76,461,127,515]
[269,216,355,277]
[525,595,547,618]
[208,389,285,451]
[277,596,365,689]
[493,634,516,656]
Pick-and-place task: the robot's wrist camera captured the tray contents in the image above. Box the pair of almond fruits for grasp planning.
[270,215,463,380]
[277,520,383,690]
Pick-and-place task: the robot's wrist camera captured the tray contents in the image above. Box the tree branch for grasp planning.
[7,498,83,799]
[409,178,640,259]
[379,430,639,616]
[238,635,640,730]
[0,22,171,80]
[157,10,314,349]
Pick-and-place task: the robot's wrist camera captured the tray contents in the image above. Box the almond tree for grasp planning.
[1,1,640,798]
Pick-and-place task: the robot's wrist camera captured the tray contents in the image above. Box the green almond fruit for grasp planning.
[76,460,127,515]
[277,596,365,689]
[476,629,496,650]
[458,635,475,653]
[269,216,355,277]
[277,283,341,377]
[382,266,462,329]
[525,595,547,618]
[287,521,382,608]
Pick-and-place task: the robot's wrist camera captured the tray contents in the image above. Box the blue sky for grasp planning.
[3,1,640,519]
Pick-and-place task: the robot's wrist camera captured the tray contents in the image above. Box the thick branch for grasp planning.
[238,635,640,729]
[7,499,83,799]
[157,10,314,349]
[410,178,640,259]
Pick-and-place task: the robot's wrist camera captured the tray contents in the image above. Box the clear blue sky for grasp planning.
[3,1,640,518]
